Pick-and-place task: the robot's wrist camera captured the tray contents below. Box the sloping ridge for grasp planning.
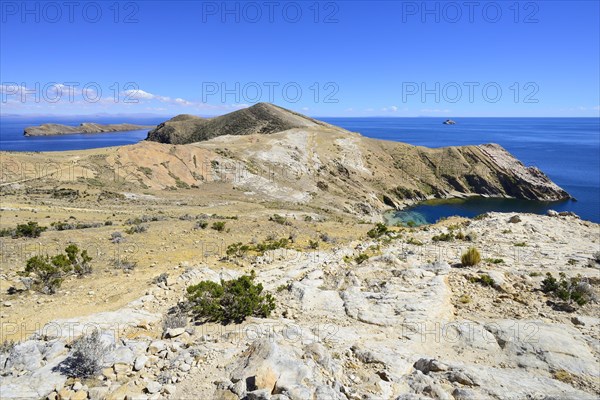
[146,102,337,144]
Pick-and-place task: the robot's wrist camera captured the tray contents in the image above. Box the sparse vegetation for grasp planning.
[355,253,369,264]
[514,242,527,247]
[269,214,292,226]
[126,224,147,234]
[186,271,275,324]
[2,222,47,238]
[432,232,454,242]
[458,294,472,304]
[406,237,423,246]
[211,221,226,232]
[485,258,504,264]
[308,240,319,249]
[57,330,109,378]
[110,231,123,243]
[367,223,389,239]
[194,220,209,229]
[461,247,481,266]
[153,273,169,285]
[22,245,92,294]
[162,306,187,335]
[541,272,595,306]
[470,274,495,287]
[552,369,574,383]
[112,258,137,272]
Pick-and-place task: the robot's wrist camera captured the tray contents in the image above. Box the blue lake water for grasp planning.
[1,116,598,222]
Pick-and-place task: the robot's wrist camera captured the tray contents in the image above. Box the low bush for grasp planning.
[367,223,388,239]
[162,306,187,335]
[2,222,47,238]
[186,271,275,324]
[110,231,123,243]
[126,224,147,234]
[432,232,454,242]
[470,274,494,287]
[355,253,369,264]
[194,220,208,230]
[57,330,109,378]
[211,221,226,232]
[269,214,291,226]
[541,272,596,306]
[461,247,481,266]
[153,273,169,285]
[23,245,92,294]
[112,258,137,272]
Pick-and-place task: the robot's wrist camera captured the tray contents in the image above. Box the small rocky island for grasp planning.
[443,119,456,125]
[24,122,155,136]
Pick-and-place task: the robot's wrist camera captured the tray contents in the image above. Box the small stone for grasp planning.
[3,301,12,307]
[162,384,176,395]
[71,391,87,400]
[145,381,162,394]
[113,363,131,375]
[571,316,585,326]
[57,388,75,400]
[134,355,149,371]
[179,363,191,372]
[88,387,109,400]
[72,381,83,391]
[166,328,185,338]
[148,340,166,354]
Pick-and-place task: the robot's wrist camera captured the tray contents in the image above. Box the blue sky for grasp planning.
[1,0,599,117]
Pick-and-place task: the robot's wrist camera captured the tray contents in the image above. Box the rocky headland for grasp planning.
[24,123,155,136]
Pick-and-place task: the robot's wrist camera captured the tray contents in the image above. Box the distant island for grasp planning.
[443,119,456,125]
[24,123,155,136]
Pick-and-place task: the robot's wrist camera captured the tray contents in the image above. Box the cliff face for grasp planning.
[24,123,154,136]
[145,103,339,144]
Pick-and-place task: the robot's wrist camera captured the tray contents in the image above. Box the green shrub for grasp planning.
[126,224,147,234]
[367,223,389,239]
[514,242,527,247]
[14,222,46,238]
[226,242,251,258]
[269,214,291,226]
[23,245,92,294]
[406,237,423,246]
[470,274,494,287]
[308,240,319,249]
[211,221,226,232]
[186,271,275,324]
[461,247,481,266]
[355,253,369,264]
[406,220,416,228]
[485,258,504,264]
[541,272,595,306]
[255,238,289,253]
[432,232,454,242]
[195,220,208,229]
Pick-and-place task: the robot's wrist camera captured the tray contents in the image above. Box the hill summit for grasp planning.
[146,102,336,144]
